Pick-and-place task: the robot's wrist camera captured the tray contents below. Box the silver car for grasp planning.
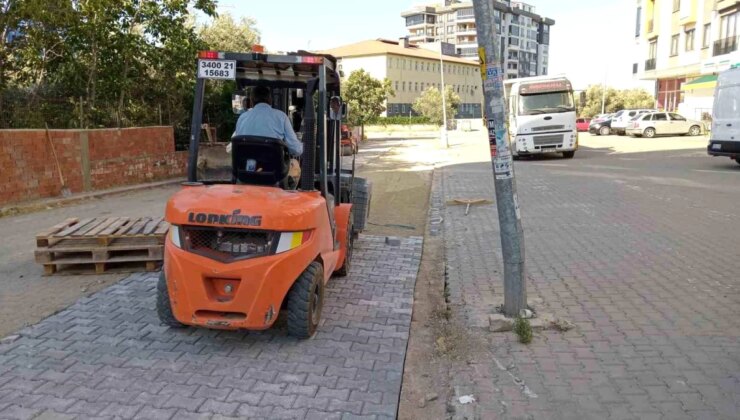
[626,112,704,138]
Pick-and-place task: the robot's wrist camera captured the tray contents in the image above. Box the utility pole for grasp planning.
[438,43,449,148]
[472,0,526,317]
[601,68,607,114]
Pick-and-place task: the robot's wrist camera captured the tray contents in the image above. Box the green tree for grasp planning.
[580,85,655,118]
[343,69,394,136]
[412,86,461,126]
[622,88,656,109]
[198,12,260,52]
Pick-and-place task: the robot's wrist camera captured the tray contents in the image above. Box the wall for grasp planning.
[0,127,187,206]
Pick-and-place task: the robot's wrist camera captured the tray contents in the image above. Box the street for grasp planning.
[1,130,739,420]
[437,131,740,419]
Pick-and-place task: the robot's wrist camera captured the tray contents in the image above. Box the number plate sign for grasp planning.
[198,59,236,80]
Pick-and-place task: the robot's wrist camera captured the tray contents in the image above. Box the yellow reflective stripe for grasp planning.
[290,232,303,249]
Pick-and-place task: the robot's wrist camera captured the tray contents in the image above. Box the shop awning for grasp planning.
[682,74,717,91]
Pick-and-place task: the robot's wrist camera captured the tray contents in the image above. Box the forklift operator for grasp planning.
[233,86,303,156]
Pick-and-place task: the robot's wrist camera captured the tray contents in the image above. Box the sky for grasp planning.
[210,0,653,91]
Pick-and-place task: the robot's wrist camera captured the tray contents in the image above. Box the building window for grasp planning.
[447,25,454,33]
[415,82,418,91]
[719,12,738,42]
[670,34,679,56]
[702,23,711,49]
[685,29,694,51]
[402,81,406,91]
[672,0,679,13]
[395,81,399,92]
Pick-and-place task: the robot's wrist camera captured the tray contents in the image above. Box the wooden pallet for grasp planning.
[35,217,169,275]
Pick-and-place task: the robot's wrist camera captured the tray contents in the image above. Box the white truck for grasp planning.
[504,75,578,159]
[707,66,740,166]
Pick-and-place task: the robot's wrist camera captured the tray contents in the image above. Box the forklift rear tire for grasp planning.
[351,177,371,236]
[157,272,185,328]
[287,262,324,339]
[334,211,354,277]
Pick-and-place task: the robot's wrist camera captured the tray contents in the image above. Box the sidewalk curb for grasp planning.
[0,178,184,219]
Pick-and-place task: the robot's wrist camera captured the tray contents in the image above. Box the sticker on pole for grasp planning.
[484,65,504,92]
[494,155,513,180]
[198,59,236,80]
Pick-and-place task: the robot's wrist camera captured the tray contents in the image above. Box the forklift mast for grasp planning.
[186,50,343,203]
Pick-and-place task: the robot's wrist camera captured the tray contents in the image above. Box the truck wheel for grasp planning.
[287,262,324,339]
[562,151,575,159]
[599,126,611,136]
[689,125,701,136]
[351,177,371,236]
[157,272,185,328]
[334,212,354,277]
[643,127,656,138]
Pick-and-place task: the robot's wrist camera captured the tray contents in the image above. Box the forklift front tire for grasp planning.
[287,262,325,339]
[334,211,354,277]
[157,272,185,329]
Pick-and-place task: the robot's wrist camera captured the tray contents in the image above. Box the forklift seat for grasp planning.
[231,135,290,186]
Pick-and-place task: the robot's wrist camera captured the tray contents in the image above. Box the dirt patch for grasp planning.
[0,185,180,338]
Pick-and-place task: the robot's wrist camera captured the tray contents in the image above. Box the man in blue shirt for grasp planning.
[233,86,303,156]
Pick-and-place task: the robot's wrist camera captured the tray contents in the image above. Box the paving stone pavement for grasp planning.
[0,235,422,420]
[439,149,740,419]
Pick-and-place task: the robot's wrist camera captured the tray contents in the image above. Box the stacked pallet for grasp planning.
[35,217,170,275]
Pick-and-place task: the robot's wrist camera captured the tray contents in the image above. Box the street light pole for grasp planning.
[439,44,449,148]
[472,0,526,317]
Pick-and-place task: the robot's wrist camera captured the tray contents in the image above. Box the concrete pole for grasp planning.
[439,45,449,148]
[472,0,526,317]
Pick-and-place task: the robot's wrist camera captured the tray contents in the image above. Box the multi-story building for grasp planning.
[400,0,554,79]
[322,38,483,118]
[633,0,739,118]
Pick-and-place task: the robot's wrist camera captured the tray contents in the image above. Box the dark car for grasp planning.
[589,115,613,136]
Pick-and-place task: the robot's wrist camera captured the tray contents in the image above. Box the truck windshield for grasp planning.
[715,86,740,119]
[519,92,575,115]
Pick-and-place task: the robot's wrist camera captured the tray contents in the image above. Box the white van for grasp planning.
[611,109,656,135]
[708,67,740,166]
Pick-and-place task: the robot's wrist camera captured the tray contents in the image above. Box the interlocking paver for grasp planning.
[0,235,421,419]
[438,140,740,419]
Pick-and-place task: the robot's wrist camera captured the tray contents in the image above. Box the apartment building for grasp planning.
[322,39,483,118]
[400,0,554,79]
[633,0,739,118]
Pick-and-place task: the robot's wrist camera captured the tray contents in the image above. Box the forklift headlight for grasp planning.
[170,225,182,249]
[275,231,312,254]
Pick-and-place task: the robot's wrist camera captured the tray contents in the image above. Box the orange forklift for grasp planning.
[157,49,370,338]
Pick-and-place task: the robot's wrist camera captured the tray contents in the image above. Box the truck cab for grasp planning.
[505,76,578,159]
[708,66,740,165]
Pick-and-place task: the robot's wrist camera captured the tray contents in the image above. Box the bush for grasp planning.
[514,317,533,344]
[367,116,432,126]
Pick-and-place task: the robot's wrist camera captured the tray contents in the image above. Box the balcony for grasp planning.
[645,58,656,71]
[713,36,738,57]
[714,0,740,12]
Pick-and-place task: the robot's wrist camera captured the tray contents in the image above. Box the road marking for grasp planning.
[694,169,740,174]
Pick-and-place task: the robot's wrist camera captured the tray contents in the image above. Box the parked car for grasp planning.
[589,116,613,135]
[626,112,704,138]
[576,118,591,132]
[611,109,656,135]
